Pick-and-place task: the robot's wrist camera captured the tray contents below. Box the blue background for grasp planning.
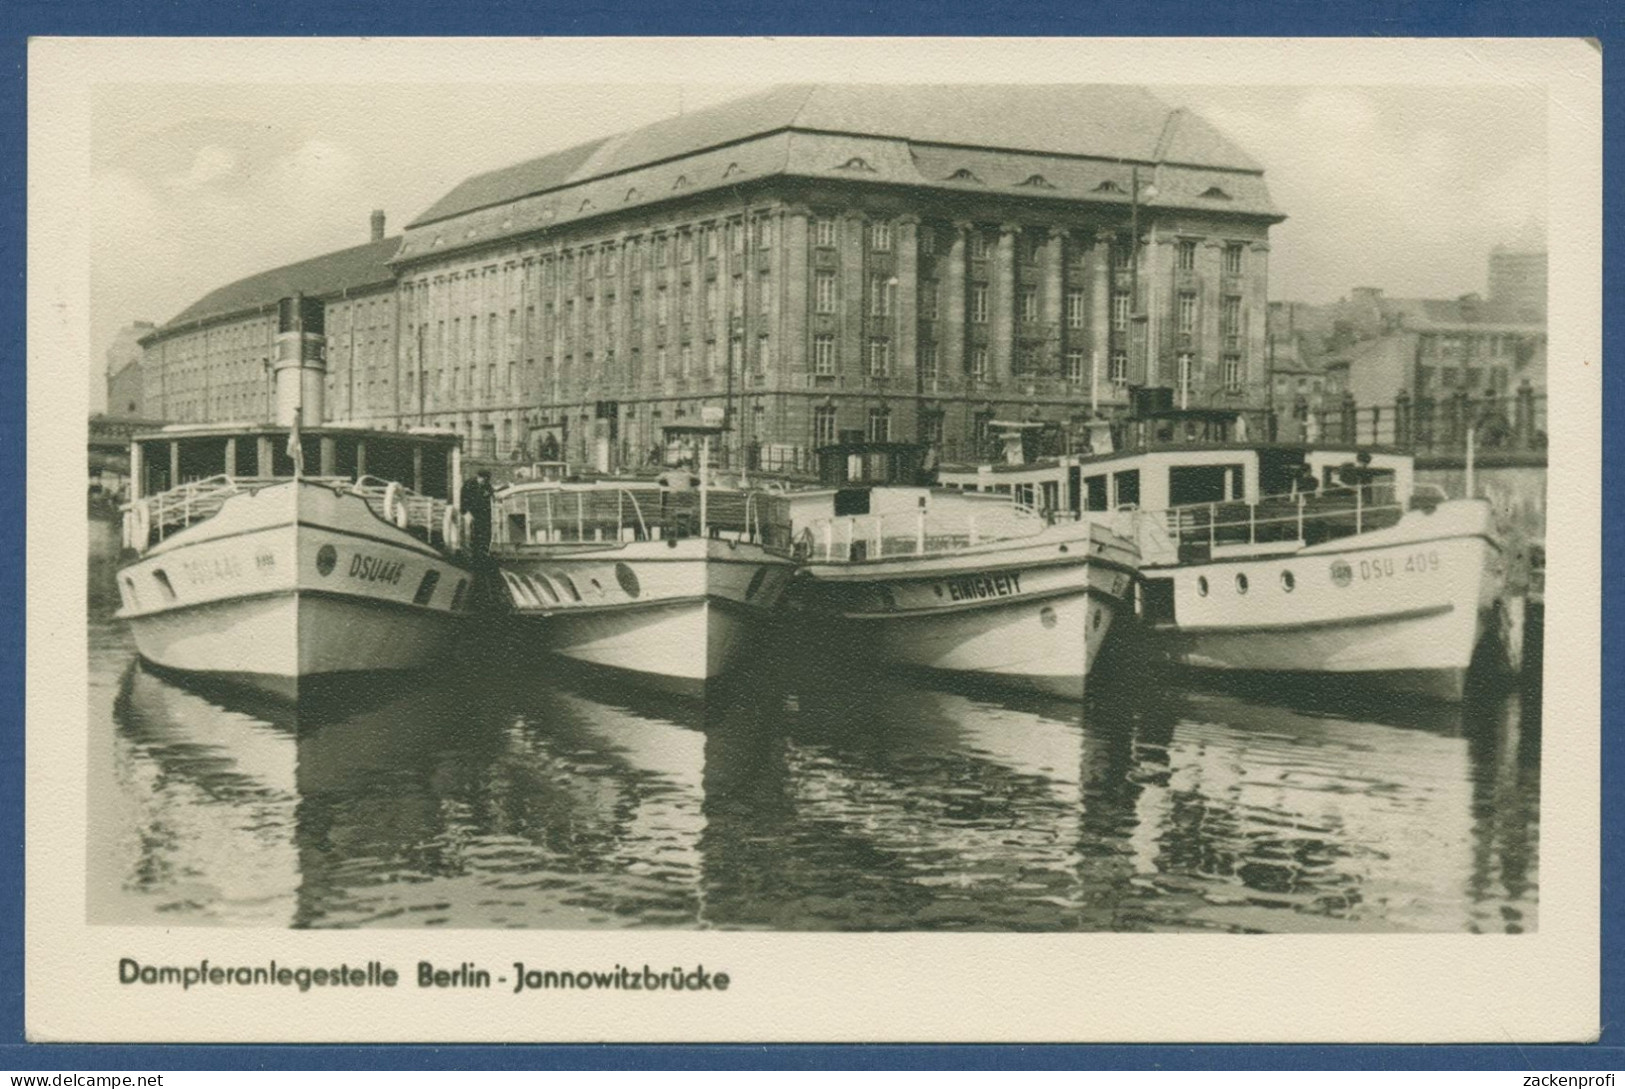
[1,1,1617,1070]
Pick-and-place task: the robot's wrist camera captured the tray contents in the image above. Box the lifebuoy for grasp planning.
[442,505,461,552]
[384,481,408,529]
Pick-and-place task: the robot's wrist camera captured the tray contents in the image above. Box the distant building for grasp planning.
[1335,321,1545,409]
[104,321,154,417]
[138,216,399,425]
[138,85,1285,469]
[1487,244,1547,323]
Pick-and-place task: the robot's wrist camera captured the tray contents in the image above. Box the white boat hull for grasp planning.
[495,537,795,691]
[1147,499,1505,700]
[117,481,473,699]
[800,525,1140,700]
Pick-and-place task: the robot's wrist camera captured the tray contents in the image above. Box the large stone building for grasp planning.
[138,213,399,425]
[141,85,1284,471]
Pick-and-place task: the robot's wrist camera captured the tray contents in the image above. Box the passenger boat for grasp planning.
[788,442,1142,700]
[114,294,476,701]
[489,423,798,694]
[936,404,1511,701]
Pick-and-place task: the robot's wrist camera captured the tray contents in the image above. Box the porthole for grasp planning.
[1039,605,1057,629]
[315,544,337,576]
[1197,576,1209,597]
[1280,570,1296,592]
[615,562,641,598]
[151,569,177,603]
[1236,573,1249,595]
[1091,606,1103,630]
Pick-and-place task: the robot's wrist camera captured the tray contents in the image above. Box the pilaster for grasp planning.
[992,223,1017,384]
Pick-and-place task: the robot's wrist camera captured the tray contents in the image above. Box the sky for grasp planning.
[88,80,1547,411]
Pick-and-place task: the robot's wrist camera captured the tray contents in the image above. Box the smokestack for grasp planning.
[370,209,386,242]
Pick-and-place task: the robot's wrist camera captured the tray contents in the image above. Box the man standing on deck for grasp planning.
[462,469,495,557]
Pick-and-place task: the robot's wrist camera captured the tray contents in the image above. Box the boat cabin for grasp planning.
[124,422,464,550]
[130,422,462,503]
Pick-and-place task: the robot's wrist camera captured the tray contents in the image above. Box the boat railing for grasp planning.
[497,485,794,551]
[1147,481,1409,562]
[125,474,452,550]
[347,475,454,544]
[800,501,1051,563]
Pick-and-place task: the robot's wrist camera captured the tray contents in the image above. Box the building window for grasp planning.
[1110,350,1128,388]
[1065,349,1085,383]
[679,344,693,376]
[815,271,837,314]
[1111,290,1130,332]
[1019,286,1039,323]
[706,340,719,375]
[920,284,939,320]
[870,274,894,318]
[1223,242,1245,276]
[1177,351,1194,396]
[1222,295,1243,351]
[919,230,936,258]
[919,342,939,379]
[1178,239,1197,271]
[656,235,670,266]
[1223,354,1242,391]
[972,411,993,451]
[656,346,667,378]
[628,240,643,271]
[868,338,891,377]
[970,285,989,324]
[728,220,743,255]
[1178,292,1197,339]
[1066,289,1086,329]
[814,218,837,248]
[656,287,669,328]
[680,232,695,263]
[757,334,771,372]
[867,407,892,442]
[729,277,744,316]
[757,274,772,315]
[1110,237,1132,270]
[813,334,836,376]
[753,216,772,249]
[814,405,838,447]
[971,347,989,381]
[969,232,990,260]
[704,224,719,257]
[870,220,892,251]
[705,281,719,321]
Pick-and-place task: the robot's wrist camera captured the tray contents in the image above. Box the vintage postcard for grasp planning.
[27,36,1601,1042]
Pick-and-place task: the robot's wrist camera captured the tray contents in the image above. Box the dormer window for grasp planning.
[1200,186,1232,200]
[625,187,640,202]
[837,156,876,172]
[947,168,984,184]
[673,175,690,190]
[1018,174,1055,189]
[723,161,743,177]
[1093,179,1126,194]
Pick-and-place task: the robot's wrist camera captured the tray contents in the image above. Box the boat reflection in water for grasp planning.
[92,620,1538,932]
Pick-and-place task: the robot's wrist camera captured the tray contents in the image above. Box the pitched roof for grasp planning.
[411,84,1265,228]
[155,235,402,335]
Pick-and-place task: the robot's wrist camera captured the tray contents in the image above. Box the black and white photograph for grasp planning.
[34,36,1601,1042]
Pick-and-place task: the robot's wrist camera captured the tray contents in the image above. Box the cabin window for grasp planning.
[1196,576,1209,597]
[1112,470,1140,509]
[151,570,177,603]
[450,579,468,611]
[1084,474,1109,512]
[1168,464,1244,507]
[1235,573,1250,594]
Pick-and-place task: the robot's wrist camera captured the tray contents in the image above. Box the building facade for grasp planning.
[141,85,1283,471]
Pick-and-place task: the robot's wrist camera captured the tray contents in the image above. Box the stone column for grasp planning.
[1247,241,1271,405]
[1040,226,1063,376]
[1199,239,1226,400]
[841,211,866,384]
[1092,230,1113,401]
[945,222,969,379]
[782,206,809,384]
[896,215,919,387]
[992,223,1018,384]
